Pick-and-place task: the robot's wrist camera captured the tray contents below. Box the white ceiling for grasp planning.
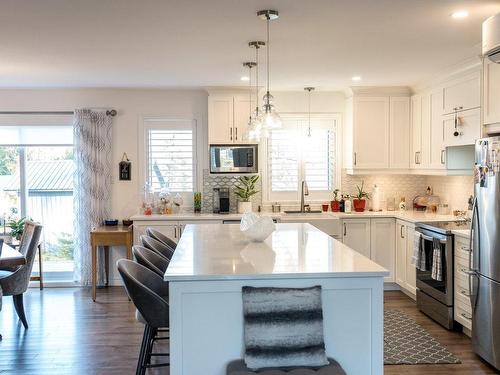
[1,0,499,90]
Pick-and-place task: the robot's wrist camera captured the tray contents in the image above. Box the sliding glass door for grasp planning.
[0,114,74,283]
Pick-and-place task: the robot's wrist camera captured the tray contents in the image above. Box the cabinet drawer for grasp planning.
[455,237,471,261]
[455,287,472,311]
[455,304,472,330]
[455,263,472,285]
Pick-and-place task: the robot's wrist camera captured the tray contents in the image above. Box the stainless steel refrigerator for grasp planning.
[471,137,500,370]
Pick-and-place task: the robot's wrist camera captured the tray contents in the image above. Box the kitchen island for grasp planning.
[165,223,388,375]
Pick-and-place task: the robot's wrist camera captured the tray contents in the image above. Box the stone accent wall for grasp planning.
[201,170,262,213]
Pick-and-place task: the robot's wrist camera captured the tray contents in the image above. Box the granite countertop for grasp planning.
[164,223,389,281]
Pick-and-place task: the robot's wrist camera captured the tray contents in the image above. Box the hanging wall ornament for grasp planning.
[119,153,131,181]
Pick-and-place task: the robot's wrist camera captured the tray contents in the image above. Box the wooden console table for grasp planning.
[90,224,133,302]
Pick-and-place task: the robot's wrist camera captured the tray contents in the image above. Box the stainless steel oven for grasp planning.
[209,144,258,174]
[415,222,455,329]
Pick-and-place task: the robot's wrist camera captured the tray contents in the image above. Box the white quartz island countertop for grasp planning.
[164,222,388,282]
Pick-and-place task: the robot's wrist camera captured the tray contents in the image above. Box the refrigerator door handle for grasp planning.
[469,196,479,308]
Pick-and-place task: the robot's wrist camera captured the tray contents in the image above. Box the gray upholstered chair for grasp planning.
[133,245,169,278]
[0,221,42,329]
[117,259,169,375]
[145,227,177,251]
[226,358,347,375]
[140,235,174,261]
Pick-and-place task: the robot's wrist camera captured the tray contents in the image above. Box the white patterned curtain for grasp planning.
[73,109,113,286]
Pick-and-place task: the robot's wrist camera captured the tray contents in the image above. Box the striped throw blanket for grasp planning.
[242,286,329,370]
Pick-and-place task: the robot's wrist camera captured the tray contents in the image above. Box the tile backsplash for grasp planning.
[200,168,472,213]
[426,175,473,211]
[201,170,262,213]
[341,171,472,211]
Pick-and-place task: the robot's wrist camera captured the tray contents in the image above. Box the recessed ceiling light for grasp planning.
[352,76,362,82]
[240,76,250,81]
[451,10,468,19]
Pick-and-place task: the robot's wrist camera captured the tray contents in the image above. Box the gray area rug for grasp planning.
[384,309,461,365]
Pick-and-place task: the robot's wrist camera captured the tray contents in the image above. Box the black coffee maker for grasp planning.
[213,188,230,214]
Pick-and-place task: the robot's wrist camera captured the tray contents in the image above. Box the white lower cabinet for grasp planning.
[133,220,222,245]
[454,234,473,332]
[342,219,371,258]
[371,218,396,282]
[395,219,417,297]
[342,218,395,283]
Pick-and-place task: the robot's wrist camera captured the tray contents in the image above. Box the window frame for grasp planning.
[261,113,342,204]
[139,116,199,200]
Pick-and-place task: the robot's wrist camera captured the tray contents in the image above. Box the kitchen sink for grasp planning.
[283,210,323,214]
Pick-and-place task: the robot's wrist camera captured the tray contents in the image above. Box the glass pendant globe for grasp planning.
[258,107,282,130]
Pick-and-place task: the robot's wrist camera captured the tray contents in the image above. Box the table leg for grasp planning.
[92,244,97,302]
[104,246,110,287]
[38,244,44,290]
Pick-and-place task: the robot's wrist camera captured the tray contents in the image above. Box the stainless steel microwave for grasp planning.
[209,144,258,174]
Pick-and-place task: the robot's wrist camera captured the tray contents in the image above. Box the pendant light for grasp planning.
[244,41,265,142]
[304,87,315,137]
[257,9,282,130]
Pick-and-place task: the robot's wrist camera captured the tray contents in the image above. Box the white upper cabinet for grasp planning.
[389,97,410,169]
[442,71,481,114]
[411,95,422,168]
[429,89,446,169]
[208,93,256,144]
[208,95,234,144]
[483,58,500,127]
[353,97,390,169]
[344,87,410,173]
[443,108,481,147]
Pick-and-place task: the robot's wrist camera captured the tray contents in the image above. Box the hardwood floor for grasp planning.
[0,288,497,374]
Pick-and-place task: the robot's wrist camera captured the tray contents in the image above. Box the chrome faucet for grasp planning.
[300,180,309,213]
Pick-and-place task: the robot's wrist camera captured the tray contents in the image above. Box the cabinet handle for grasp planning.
[235,127,238,140]
[178,225,182,237]
[460,289,471,297]
[415,152,418,164]
[354,152,357,166]
[460,312,472,321]
[174,226,177,238]
[344,223,347,236]
[460,245,471,252]
[400,225,405,239]
[230,128,233,141]
[441,150,446,165]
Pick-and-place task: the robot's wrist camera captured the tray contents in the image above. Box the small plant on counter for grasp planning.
[330,189,341,212]
[353,181,370,212]
[234,175,259,214]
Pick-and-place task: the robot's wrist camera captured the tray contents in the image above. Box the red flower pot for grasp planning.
[330,200,340,212]
[353,199,366,212]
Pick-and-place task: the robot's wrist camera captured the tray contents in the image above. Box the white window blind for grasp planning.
[0,114,73,146]
[145,119,196,193]
[266,116,337,201]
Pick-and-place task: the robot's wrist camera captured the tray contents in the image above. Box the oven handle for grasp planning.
[419,233,447,244]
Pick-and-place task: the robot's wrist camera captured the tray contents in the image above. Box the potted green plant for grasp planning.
[330,189,341,212]
[234,175,259,214]
[8,217,27,241]
[353,182,370,212]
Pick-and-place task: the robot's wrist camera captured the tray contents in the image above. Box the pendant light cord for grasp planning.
[255,46,259,112]
[308,89,311,137]
[266,16,270,99]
